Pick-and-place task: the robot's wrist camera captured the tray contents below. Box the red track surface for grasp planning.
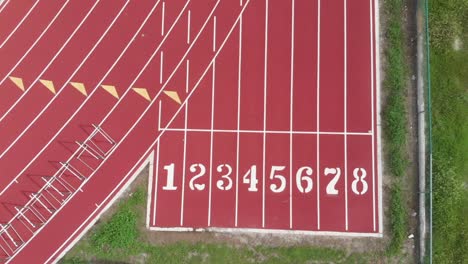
[0,0,381,263]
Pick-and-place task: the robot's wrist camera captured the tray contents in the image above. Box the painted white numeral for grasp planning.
[216,164,233,191]
[351,168,368,195]
[269,166,286,193]
[296,166,313,193]
[242,165,258,192]
[162,163,177,190]
[189,164,206,191]
[324,167,341,195]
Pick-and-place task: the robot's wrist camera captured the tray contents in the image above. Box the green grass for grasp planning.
[428,0,468,262]
[61,186,380,264]
[381,0,409,255]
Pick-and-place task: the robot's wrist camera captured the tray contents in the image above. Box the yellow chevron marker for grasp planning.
[163,91,181,104]
[9,76,25,91]
[132,88,151,101]
[101,85,119,99]
[39,79,56,94]
[70,82,87,96]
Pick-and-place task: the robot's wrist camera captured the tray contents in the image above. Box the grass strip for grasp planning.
[382,0,408,255]
[428,1,468,262]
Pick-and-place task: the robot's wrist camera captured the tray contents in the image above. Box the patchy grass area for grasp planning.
[428,1,468,263]
[61,186,381,264]
[381,0,409,256]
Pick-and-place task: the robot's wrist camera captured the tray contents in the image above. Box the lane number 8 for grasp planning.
[351,168,368,195]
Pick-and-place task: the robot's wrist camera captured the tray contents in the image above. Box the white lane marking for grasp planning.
[0,0,10,14]
[161,1,165,35]
[0,0,130,160]
[0,0,102,123]
[212,16,216,51]
[344,0,349,231]
[262,0,268,229]
[160,51,164,84]
[289,0,295,230]
[160,128,372,135]
[375,0,383,234]
[0,0,40,48]
[180,84,188,226]
[207,60,215,226]
[235,14,242,227]
[151,141,160,226]
[186,59,189,93]
[0,0,167,196]
[187,10,191,43]
[316,0,321,230]
[0,0,70,86]
[370,0,376,232]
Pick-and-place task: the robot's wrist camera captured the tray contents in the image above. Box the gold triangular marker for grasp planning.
[163,91,181,104]
[9,76,25,91]
[132,88,151,101]
[39,79,56,94]
[70,82,87,96]
[101,85,119,99]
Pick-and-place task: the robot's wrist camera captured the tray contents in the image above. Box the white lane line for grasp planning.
[0,0,130,160]
[316,0,321,230]
[0,0,70,86]
[43,3,248,262]
[370,0,376,231]
[187,10,191,43]
[0,0,10,14]
[158,101,162,130]
[161,1,165,35]
[207,60,215,226]
[152,141,160,226]
[375,0,383,234]
[180,86,188,226]
[146,150,155,228]
[262,0,269,229]
[0,0,102,123]
[289,0,295,230]
[160,51,164,84]
[160,128,372,135]
[213,16,216,51]
[235,14,242,227]
[344,0,349,231]
[0,0,168,196]
[0,0,40,48]
[186,59,189,93]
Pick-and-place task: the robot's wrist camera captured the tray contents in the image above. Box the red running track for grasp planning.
[0,0,382,263]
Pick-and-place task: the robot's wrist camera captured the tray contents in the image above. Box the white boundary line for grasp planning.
[160,51,164,84]
[343,0,349,231]
[150,141,159,226]
[234,14,242,227]
[289,0,295,230]
[161,128,372,135]
[316,0,321,230]
[150,226,383,237]
[370,0,376,232]
[0,0,101,123]
[187,10,191,43]
[0,0,131,160]
[0,0,71,86]
[375,0,383,234]
[146,150,155,228]
[0,0,10,14]
[262,0,268,229]
[207,59,215,226]
[0,0,40,48]
[0,0,168,196]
